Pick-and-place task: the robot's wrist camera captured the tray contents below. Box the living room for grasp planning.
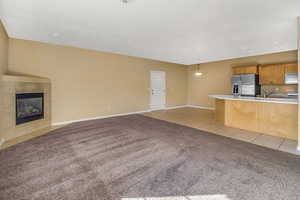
[0,1,300,200]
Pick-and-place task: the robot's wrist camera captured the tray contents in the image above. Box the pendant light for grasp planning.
[195,65,203,76]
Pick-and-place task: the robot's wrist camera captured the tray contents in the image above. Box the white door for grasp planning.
[150,71,166,110]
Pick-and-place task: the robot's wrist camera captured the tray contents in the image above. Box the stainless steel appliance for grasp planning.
[231,74,260,96]
[231,75,241,96]
[285,72,298,84]
[232,84,239,96]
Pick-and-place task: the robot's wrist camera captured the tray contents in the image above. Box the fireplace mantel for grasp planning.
[2,75,50,83]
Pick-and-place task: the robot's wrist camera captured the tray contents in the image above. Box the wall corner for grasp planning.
[297,16,300,148]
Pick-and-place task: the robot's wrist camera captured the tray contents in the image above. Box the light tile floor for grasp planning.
[143,108,300,156]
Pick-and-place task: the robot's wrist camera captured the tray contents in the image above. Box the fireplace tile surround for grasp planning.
[0,75,51,142]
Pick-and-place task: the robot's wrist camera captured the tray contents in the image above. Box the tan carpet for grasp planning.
[0,115,299,200]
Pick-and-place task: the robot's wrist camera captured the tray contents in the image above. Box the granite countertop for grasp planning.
[209,95,298,105]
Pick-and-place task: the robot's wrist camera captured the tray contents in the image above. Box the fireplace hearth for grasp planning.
[16,93,44,125]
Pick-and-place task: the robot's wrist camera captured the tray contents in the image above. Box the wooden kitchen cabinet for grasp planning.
[259,64,285,85]
[256,102,298,139]
[284,62,298,73]
[225,100,258,133]
[232,67,244,75]
[259,64,273,85]
[232,65,258,75]
[219,99,298,140]
[215,99,225,124]
[272,64,285,84]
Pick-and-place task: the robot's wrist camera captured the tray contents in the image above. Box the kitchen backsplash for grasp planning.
[261,85,298,95]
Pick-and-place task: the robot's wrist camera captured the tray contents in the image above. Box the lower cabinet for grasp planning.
[256,102,298,140]
[216,99,298,140]
[225,100,258,133]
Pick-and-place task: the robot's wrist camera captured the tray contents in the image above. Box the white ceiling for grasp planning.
[1,0,300,65]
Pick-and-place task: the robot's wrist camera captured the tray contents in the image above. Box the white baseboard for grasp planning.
[160,105,215,110]
[149,105,166,111]
[165,105,187,110]
[186,105,215,110]
[52,105,214,126]
[52,109,151,126]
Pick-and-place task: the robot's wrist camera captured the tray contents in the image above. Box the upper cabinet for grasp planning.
[232,62,297,85]
[258,62,297,85]
[232,65,258,75]
[259,64,285,85]
[284,63,298,73]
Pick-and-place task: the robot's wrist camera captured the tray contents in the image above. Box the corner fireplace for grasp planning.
[16,93,44,125]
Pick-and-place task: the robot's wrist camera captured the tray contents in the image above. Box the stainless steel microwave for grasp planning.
[285,72,298,84]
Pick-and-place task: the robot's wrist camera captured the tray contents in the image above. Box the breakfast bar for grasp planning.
[209,95,298,140]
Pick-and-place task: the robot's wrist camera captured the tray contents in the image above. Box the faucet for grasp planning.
[262,87,276,98]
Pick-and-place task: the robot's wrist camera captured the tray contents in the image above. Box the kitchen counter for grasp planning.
[209,94,298,104]
[210,95,298,140]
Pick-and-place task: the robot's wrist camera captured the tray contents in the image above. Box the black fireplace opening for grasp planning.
[16,93,44,125]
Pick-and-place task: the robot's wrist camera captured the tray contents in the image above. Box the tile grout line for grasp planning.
[277,138,286,150]
[250,133,262,143]
[144,111,300,156]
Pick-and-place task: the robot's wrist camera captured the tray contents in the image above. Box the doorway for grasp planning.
[150,71,166,111]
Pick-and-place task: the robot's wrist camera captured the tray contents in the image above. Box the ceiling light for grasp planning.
[194,65,203,76]
[52,32,60,38]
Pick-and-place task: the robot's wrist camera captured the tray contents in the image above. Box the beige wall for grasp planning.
[8,39,188,124]
[0,20,9,142]
[188,50,298,108]
[5,27,299,134]
[298,17,300,148]
[0,20,8,77]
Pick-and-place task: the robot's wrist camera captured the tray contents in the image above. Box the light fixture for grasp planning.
[121,0,129,3]
[52,32,60,38]
[194,65,203,76]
